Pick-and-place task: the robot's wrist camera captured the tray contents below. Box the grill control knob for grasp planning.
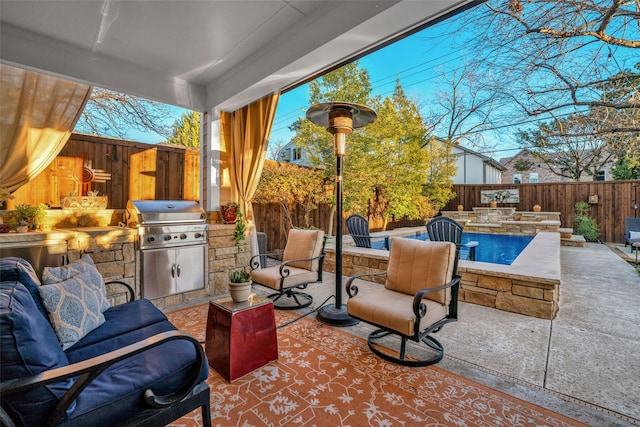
[180,234,187,240]
[194,233,203,239]
[164,235,172,241]
[147,236,155,243]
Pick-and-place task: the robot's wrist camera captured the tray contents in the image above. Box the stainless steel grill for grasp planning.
[126,200,208,299]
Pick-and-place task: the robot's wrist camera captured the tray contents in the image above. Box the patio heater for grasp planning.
[306,102,377,326]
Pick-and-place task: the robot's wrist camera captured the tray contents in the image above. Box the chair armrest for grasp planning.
[0,330,207,426]
[249,254,266,270]
[412,275,461,319]
[278,252,326,278]
[345,271,387,298]
[105,280,135,302]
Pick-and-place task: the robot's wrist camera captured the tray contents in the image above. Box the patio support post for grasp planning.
[307,102,376,327]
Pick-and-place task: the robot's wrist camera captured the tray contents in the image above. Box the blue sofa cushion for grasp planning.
[43,256,110,312]
[39,271,107,350]
[0,257,48,319]
[61,320,209,426]
[0,281,74,426]
[65,299,168,361]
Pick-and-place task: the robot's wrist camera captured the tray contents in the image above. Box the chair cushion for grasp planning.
[282,229,325,271]
[251,265,319,291]
[61,320,209,426]
[385,238,456,305]
[0,281,74,426]
[65,300,168,361]
[43,256,110,312]
[630,231,640,240]
[38,271,107,350]
[0,257,48,319]
[347,287,447,336]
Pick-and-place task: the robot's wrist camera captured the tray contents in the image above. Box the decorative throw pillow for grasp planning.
[38,271,106,350]
[42,256,109,312]
[630,231,640,240]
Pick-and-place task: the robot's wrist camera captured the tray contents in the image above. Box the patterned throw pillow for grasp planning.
[42,256,109,312]
[38,271,106,350]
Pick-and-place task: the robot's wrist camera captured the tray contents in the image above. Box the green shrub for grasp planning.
[573,202,599,242]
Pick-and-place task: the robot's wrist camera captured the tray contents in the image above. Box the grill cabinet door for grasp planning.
[175,245,206,293]
[141,248,175,298]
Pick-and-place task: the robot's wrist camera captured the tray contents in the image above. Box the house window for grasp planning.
[293,147,302,161]
[529,173,538,183]
[595,169,605,181]
[513,173,522,184]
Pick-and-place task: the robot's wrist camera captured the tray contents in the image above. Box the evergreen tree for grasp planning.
[167,111,201,148]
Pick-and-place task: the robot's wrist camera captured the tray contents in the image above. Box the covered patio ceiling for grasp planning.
[0,0,479,113]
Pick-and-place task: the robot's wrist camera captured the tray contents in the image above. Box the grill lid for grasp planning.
[126,200,206,226]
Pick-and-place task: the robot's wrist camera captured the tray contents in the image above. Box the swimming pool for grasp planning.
[405,232,534,265]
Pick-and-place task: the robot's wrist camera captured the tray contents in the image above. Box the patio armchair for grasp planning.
[250,228,326,310]
[624,217,640,252]
[346,214,390,250]
[426,216,478,261]
[346,238,460,366]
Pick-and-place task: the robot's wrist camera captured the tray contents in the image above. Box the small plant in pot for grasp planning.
[9,203,48,232]
[228,269,252,302]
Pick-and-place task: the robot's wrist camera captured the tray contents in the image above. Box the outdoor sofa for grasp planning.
[0,256,210,426]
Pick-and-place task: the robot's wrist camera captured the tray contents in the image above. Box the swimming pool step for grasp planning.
[561,234,585,247]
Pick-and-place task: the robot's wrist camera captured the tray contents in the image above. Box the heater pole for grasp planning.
[306,102,376,327]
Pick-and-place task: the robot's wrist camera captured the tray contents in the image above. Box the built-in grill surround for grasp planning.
[126,200,208,299]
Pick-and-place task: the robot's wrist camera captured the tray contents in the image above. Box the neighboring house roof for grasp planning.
[451,143,506,171]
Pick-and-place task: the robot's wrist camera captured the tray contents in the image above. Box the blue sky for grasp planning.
[270,21,467,139]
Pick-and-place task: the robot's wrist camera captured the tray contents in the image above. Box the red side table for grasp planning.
[205,294,278,382]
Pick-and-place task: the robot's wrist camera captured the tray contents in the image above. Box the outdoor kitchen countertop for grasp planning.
[0,226,136,244]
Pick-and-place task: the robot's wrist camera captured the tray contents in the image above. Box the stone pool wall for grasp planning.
[324,230,561,320]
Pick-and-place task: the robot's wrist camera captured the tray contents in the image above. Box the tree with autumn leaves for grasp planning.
[258,62,456,230]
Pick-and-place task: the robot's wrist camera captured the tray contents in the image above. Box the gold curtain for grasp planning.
[224,92,280,221]
[0,64,92,194]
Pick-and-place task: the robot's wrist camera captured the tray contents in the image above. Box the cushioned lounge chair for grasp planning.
[346,238,460,366]
[250,228,326,310]
[346,214,389,250]
[624,217,640,252]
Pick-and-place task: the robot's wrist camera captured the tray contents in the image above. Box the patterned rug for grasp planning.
[166,303,586,427]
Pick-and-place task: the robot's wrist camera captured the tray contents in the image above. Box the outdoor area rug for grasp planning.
[166,303,586,427]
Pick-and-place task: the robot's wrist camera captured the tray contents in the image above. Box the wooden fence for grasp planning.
[444,181,640,244]
[10,134,200,209]
[254,181,639,249]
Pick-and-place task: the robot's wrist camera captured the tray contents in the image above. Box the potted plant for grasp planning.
[221,201,240,224]
[0,187,13,233]
[228,269,252,302]
[9,203,48,232]
[533,204,541,212]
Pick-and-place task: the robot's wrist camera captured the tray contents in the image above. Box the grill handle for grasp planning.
[176,264,181,277]
[171,264,176,278]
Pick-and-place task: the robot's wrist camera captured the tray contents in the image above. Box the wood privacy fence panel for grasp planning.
[252,203,335,252]
[10,134,200,209]
[445,181,640,243]
[252,203,427,251]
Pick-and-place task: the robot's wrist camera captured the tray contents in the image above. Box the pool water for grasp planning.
[404,232,533,265]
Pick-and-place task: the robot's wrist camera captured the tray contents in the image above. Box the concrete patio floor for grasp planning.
[260,242,640,426]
